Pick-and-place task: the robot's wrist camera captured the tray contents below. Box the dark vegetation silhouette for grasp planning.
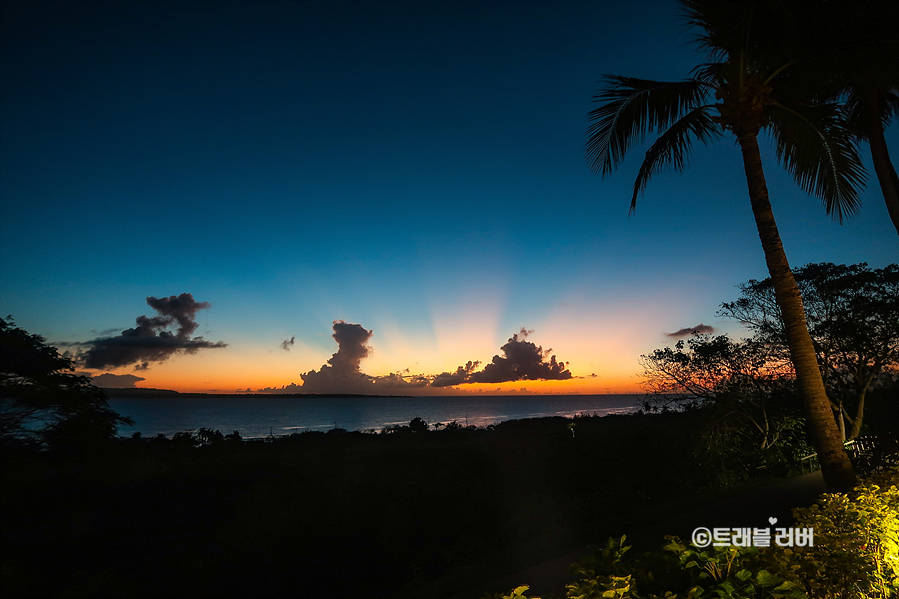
[1,316,133,452]
[5,406,898,598]
[794,0,899,236]
[585,0,872,492]
[718,262,899,441]
[642,263,898,458]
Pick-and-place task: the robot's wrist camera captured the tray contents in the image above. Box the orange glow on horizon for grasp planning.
[112,368,644,396]
[87,294,671,396]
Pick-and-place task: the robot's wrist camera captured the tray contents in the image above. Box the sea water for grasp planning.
[107,394,644,439]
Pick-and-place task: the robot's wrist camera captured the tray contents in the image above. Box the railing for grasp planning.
[799,436,878,474]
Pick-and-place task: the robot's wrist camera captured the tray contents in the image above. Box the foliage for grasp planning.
[484,585,542,599]
[586,0,866,220]
[640,333,812,480]
[719,263,899,440]
[0,316,133,450]
[766,468,899,598]
[564,536,804,599]
[793,0,899,236]
[498,469,899,599]
[642,335,791,405]
[641,262,897,481]
[195,427,224,445]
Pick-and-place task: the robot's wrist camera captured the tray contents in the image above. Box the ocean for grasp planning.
[107,394,645,439]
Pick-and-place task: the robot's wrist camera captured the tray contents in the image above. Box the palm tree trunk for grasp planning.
[736,132,857,493]
[866,88,899,237]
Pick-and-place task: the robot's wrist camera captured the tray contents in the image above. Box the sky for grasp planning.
[2,0,897,395]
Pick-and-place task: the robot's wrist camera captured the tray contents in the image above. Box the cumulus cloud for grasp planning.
[280,336,295,351]
[431,361,481,388]
[434,329,572,386]
[469,328,572,383]
[91,373,146,388]
[666,323,715,338]
[299,321,376,393]
[80,293,227,370]
[285,322,574,395]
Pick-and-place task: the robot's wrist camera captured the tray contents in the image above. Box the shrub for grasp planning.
[767,469,899,598]
[495,469,899,599]
[565,536,804,599]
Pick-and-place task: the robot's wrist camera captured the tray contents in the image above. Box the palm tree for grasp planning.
[802,0,899,236]
[586,0,862,492]
[849,87,899,236]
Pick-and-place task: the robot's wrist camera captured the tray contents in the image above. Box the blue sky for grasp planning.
[2,0,896,394]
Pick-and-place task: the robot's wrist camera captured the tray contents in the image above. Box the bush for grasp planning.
[498,469,899,599]
[768,469,899,598]
[564,536,804,599]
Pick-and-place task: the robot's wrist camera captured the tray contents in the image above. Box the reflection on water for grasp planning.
[108,394,644,439]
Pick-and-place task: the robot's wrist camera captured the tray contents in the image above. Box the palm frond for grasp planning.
[630,106,722,213]
[886,88,899,127]
[681,0,806,67]
[766,101,867,222]
[690,62,725,87]
[586,76,711,177]
[842,87,899,139]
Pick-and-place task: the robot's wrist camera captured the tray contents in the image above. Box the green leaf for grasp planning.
[755,570,780,587]
[773,581,796,591]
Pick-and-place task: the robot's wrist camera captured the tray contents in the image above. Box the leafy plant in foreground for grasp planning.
[767,469,899,599]
[494,469,899,599]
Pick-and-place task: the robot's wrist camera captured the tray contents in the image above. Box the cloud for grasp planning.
[91,373,146,388]
[433,329,572,386]
[289,322,574,395]
[666,323,715,338]
[299,321,376,393]
[257,383,305,393]
[467,328,572,384]
[328,321,372,373]
[280,336,295,351]
[431,361,481,388]
[80,293,227,370]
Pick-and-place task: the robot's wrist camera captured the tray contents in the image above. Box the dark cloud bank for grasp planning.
[666,323,715,338]
[271,322,572,394]
[80,293,226,370]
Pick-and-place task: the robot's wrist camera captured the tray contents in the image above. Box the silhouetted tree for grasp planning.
[586,0,861,491]
[409,417,428,433]
[641,334,802,452]
[719,263,899,440]
[0,316,133,450]
[196,427,225,445]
